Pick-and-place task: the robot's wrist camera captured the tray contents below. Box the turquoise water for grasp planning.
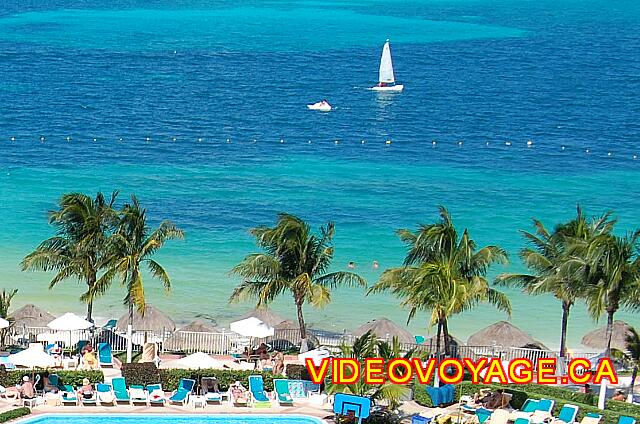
[0,0,639,349]
[21,414,324,424]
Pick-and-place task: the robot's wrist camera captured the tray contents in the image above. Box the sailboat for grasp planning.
[370,39,404,92]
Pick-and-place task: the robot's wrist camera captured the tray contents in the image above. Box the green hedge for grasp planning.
[414,381,633,424]
[0,408,30,423]
[121,363,275,391]
[0,369,104,388]
[285,364,312,380]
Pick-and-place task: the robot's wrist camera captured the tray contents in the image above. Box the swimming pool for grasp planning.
[19,415,326,424]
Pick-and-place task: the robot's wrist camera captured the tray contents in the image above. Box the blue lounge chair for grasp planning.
[617,417,636,424]
[60,385,78,406]
[415,335,425,344]
[111,377,130,404]
[168,378,195,405]
[97,343,114,367]
[554,404,579,424]
[537,398,555,414]
[274,379,293,406]
[96,383,115,406]
[514,419,530,424]
[147,383,166,406]
[248,375,271,408]
[520,399,539,413]
[475,408,492,424]
[102,319,117,330]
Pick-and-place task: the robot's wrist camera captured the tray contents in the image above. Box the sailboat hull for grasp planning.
[370,84,404,92]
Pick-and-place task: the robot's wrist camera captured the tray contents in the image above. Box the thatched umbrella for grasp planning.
[116,304,176,333]
[10,304,56,328]
[353,317,414,344]
[163,320,219,352]
[467,321,545,348]
[234,308,287,327]
[581,320,634,352]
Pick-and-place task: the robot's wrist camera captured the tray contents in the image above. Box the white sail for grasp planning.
[378,40,395,84]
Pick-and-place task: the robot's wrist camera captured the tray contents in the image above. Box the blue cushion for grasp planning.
[537,399,553,412]
[412,416,431,424]
[617,417,636,424]
[425,386,441,406]
[521,399,538,412]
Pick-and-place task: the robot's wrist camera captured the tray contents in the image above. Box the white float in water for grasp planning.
[586,149,590,154]
[561,146,565,150]
[66,136,71,142]
[146,137,150,142]
[172,137,176,142]
[527,140,533,147]
[40,136,45,142]
[334,140,339,145]
[10,137,15,142]
[119,138,123,142]
[308,140,312,144]
[385,140,392,145]
[280,139,284,143]
[361,140,365,144]
[458,141,463,146]
[93,138,97,142]
[198,138,202,142]
[432,141,437,146]
[486,142,489,146]
[634,155,637,160]
[505,141,512,146]
[607,152,612,157]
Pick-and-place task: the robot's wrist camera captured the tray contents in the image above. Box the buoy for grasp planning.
[10,137,15,142]
[432,141,437,146]
[458,140,463,146]
[361,140,365,144]
[308,140,312,144]
[561,146,565,151]
[253,139,257,143]
[385,140,392,145]
[119,138,123,142]
[334,140,339,145]
[505,141,512,146]
[66,136,71,142]
[227,138,231,143]
[198,138,202,142]
[93,138,97,142]
[586,149,590,154]
[486,142,489,146]
[527,140,533,147]
[280,139,284,143]
[146,137,150,142]
[607,152,612,157]
[634,155,637,160]
[172,137,176,142]
[40,136,45,142]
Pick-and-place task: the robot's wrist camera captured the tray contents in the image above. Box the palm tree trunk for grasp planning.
[435,319,442,358]
[295,299,307,340]
[85,272,96,322]
[605,309,615,357]
[442,318,451,357]
[559,300,570,358]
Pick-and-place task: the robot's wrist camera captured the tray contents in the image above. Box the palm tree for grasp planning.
[22,192,118,322]
[327,330,417,409]
[575,232,640,356]
[230,213,366,350]
[369,206,511,356]
[612,326,640,403]
[497,207,614,359]
[0,289,17,348]
[98,195,184,324]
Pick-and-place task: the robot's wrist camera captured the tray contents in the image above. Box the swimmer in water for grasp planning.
[373,260,379,270]
[347,261,355,269]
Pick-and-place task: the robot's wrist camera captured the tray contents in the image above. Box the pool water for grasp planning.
[20,415,325,424]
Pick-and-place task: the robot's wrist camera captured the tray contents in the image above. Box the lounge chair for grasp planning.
[102,319,117,330]
[489,409,511,424]
[168,378,195,406]
[274,379,293,406]
[129,385,148,405]
[514,419,531,424]
[60,385,78,406]
[48,374,61,391]
[111,377,130,404]
[228,382,249,407]
[201,377,223,404]
[248,375,271,408]
[97,383,116,406]
[147,383,166,406]
[579,413,603,424]
[617,417,637,424]
[551,404,579,424]
[512,398,555,421]
[78,384,98,406]
[475,408,492,424]
[97,343,114,368]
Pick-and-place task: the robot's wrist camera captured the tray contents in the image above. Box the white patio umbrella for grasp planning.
[173,352,225,369]
[230,317,274,338]
[47,312,93,347]
[0,318,9,329]
[298,348,331,366]
[9,343,55,368]
[47,313,93,331]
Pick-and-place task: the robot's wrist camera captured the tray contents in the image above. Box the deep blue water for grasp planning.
[0,0,639,348]
[23,414,323,424]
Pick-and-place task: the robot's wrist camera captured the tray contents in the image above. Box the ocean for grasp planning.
[0,0,639,350]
